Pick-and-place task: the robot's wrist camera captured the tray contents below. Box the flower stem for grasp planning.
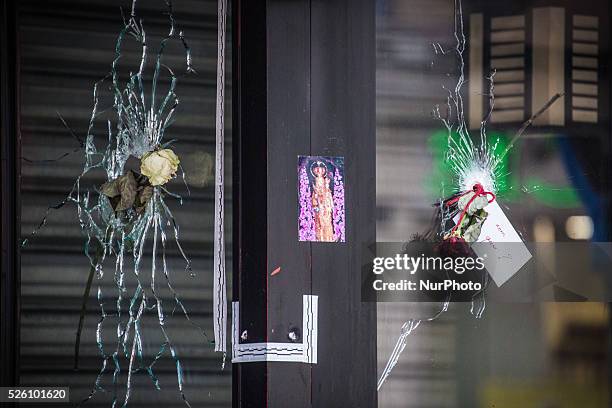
[74,240,103,370]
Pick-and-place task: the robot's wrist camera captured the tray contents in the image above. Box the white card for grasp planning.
[473,201,532,286]
[454,201,532,286]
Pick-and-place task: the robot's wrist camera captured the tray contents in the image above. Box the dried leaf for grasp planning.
[115,171,137,211]
[135,185,154,214]
[139,185,154,204]
[461,209,488,242]
[101,180,120,197]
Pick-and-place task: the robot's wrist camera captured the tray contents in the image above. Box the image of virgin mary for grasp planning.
[310,161,335,242]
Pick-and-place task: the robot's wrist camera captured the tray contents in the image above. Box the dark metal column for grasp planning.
[232,0,268,407]
[232,0,376,406]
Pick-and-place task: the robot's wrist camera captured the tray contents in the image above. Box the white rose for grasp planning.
[140,148,180,186]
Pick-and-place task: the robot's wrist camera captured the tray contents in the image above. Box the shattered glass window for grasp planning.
[19,0,231,406]
[376,0,610,406]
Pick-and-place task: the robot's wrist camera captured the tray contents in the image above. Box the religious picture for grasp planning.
[298,156,345,242]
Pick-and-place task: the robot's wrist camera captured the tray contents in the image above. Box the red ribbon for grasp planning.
[447,183,496,235]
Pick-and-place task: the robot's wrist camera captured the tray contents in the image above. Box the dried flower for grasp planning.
[140,148,180,186]
[457,191,489,215]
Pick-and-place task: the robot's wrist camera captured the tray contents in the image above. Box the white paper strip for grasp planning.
[232,295,319,364]
[213,0,227,354]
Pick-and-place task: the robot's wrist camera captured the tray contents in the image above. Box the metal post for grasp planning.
[232,0,377,406]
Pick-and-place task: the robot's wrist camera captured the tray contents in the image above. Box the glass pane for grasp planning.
[18,0,231,406]
[376,0,610,407]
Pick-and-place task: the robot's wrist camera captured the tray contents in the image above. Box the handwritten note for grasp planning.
[471,201,532,286]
